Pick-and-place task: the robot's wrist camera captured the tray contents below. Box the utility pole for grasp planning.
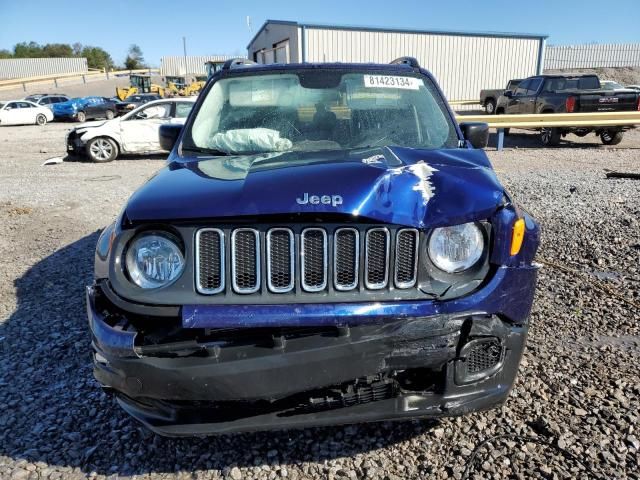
[182,36,187,76]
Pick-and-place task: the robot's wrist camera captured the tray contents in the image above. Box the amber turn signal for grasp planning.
[510,218,525,256]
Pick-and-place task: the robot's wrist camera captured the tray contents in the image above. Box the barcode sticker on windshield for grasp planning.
[363,75,423,90]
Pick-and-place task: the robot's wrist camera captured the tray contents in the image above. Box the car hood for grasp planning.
[73,119,117,131]
[124,147,505,228]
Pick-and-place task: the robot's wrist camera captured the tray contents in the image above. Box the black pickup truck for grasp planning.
[499,74,640,146]
[480,79,521,114]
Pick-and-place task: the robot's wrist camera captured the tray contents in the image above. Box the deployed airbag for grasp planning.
[208,128,293,153]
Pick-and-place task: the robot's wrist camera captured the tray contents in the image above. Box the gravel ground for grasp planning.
[0,122,639,479]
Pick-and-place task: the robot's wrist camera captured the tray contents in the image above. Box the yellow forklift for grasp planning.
[116,74,165,100]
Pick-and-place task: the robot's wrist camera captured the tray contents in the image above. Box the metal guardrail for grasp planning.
[0,68,160,91]
[454,111,640,150]
[449,99,481,106]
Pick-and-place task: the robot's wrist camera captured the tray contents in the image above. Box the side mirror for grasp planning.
[503,90,513,98]
[459,122,489,149]
[159,123,183,151]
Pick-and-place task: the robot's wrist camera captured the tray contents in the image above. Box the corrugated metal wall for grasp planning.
[545,44,640,69]
[160,55,235,76]
[0,58,88,80]
[303,28,541,101]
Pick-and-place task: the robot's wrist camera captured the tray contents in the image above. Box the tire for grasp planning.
[105,110,114,120]
[600,130,624,145]
[540,127,561,146]
[485,99,496,115]
[35,114,47,126]
[76,111,86,123]
[86,137,118,163]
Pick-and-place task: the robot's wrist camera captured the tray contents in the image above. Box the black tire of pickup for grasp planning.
[540,127,561,146]
[600,130,624,145]
[485,99,496,114]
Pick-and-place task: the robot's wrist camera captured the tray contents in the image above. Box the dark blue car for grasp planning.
[52,96,116,122]
[87,58,540,436]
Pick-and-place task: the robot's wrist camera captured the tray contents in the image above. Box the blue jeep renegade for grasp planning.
[87,57,540,436]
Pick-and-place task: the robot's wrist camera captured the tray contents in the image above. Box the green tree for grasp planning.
[124,44,145,69]
[0,49,12,59]
[13,41,43,57]
[81,46,113,70]
[72,42,83,56]
[42,43,74,57]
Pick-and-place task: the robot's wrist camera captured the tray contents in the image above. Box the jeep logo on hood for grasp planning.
[296,193,343,207]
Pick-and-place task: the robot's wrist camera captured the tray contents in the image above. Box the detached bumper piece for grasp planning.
[87,284,528,436]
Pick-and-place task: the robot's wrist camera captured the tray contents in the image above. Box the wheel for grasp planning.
[76,111,86,123]
[86,137,118,162]
[35,114,47,126]
[485,99,496,115]
[105,110,114,120]
[600,130,624,145]
[540,127,561,146]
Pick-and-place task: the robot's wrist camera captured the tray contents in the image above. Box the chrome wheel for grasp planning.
[89,138,115,161]
[36,114,47,125]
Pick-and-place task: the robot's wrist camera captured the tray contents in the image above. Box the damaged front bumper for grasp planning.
[87,264,537,436]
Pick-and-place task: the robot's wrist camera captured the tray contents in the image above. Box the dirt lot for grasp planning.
[0,122,639,479]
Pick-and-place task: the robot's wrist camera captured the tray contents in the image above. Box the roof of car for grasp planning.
[529,73,599,78]
[217,61,434,77]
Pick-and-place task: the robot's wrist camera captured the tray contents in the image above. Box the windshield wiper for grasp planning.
[181,146,230,156]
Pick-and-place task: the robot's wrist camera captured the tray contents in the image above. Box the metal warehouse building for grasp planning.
[247,20,547,102]
[160,55,234,77]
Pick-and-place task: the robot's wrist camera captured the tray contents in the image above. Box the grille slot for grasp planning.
[365,228,390,289]
[466,338,503,374]
[334,228,359,291]
[395,229,419,288]
[266,228,294,293]
[195,229,225,294]
[231,228,260,294]
[301,228,327,292]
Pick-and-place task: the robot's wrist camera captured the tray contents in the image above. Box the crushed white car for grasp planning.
[66,98,195,162]
[0,100,54,126]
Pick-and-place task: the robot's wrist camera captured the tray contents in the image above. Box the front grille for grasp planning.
[231,229,260,294]
[195,225,421,297]
[301,228,327,291]
[365,228,390,289]
[195,228,224,294]
[267,228,294,292]
[395,229,419,288]
[334,228,359,290]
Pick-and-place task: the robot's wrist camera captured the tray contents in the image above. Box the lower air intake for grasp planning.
[456,337,504,384]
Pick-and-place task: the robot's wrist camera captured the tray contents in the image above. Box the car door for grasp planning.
[506,79,531,114]
[119,102,172,152]
[84,98,100,118]
[17,102,37,124]
[171,101,194,125]
[0,102,20,125]
[517,78,543,114]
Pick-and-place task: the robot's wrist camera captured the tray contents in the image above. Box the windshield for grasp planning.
[602,81,623,90]
[184,70,458,155]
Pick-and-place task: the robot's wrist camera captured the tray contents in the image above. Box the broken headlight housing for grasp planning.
[427,222,484,273]
[125,232,185,289]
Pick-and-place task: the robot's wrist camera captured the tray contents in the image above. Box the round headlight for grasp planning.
[125,232,185,288]
[428,223,484,273]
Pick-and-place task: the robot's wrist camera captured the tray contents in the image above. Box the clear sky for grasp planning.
[1,0,639,66]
